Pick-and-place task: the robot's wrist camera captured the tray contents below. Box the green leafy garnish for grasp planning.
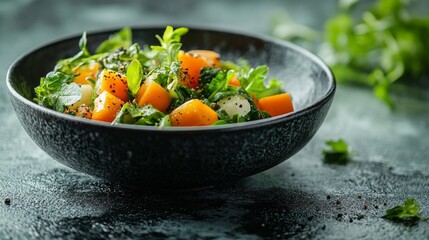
[113,102,166,126]
[158,115,172,127]
[34,26,288,127]
[383,198,424,223]
[239,65,283,99]
[53,83,82,111]
[126,59,143,96]
[203,70,233,101]
[54,32,100,75]
[272,0,429,108]
[151,26,188,66]
[96,27,132,54]
[167,85,196,111]
[34,71,81,112]
[149,26,189,100]
[322,139,354,164]
[78,32,90,56]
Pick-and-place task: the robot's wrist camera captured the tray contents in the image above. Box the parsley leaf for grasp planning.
[383,198,424,223]
[126,59,143,96]
[239,65,284,99]
[34,71,81,112]
[113,102,166,126]
[322,139,354,164]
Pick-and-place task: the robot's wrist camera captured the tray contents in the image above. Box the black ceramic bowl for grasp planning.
[7,26,335,189]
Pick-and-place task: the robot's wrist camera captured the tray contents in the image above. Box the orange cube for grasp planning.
[228,75,241,87]
[187,50,221,68]
[170,99,218,126]
[258,93,294,117]
[135,79,171,112]
[73,61,101,85]
[92,91,125,122]
[178,51,211,88]
[97,69,129,102]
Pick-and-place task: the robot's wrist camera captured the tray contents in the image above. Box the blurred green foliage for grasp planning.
[273,0,429,108]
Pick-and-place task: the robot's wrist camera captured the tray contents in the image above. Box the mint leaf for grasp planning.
[322,139,354,164]
[126,59,143,96]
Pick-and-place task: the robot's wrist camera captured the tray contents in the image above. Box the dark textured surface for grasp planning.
[8,27,334,189]
[1,1,429,239]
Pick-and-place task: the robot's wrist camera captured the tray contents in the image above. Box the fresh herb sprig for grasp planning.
[113,102,168,126]
[35,29,137,112]
[149,26,189,99]
[272,0,429,108]
[239,65,284,99]
[54,32,94,75]
[151,26,188,66]
[322,139,354,164]
[34,72,81,112]
[383,198,425,224]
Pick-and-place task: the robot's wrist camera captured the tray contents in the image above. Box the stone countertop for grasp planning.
[1,1,429,239]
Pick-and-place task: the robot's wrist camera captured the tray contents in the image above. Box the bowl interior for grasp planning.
[8,26,333,119]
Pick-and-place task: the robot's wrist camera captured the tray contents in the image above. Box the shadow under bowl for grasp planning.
[6,26,335,190]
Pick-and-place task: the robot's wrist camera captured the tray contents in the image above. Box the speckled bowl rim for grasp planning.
[6,24,336,133]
